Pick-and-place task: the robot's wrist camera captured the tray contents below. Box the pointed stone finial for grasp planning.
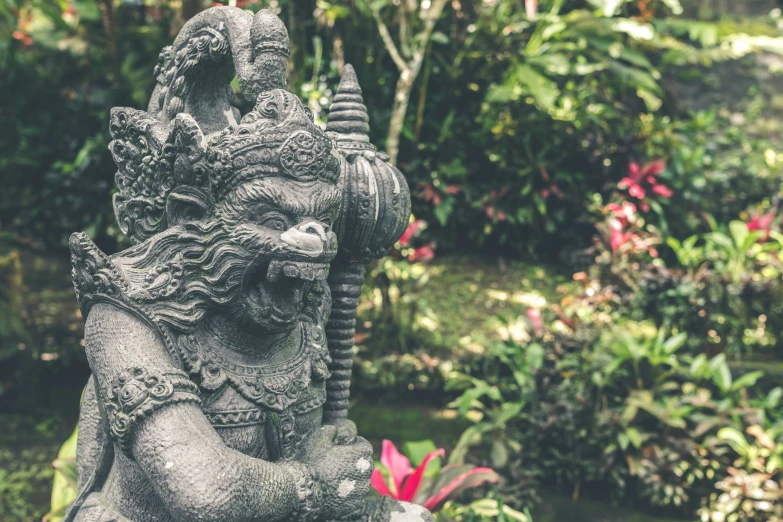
[326,64,372,150]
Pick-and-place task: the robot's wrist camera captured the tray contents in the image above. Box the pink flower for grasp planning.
[609,220,634,252]
[399,220,424,247]
[651,184,673,198]
[618,160,671,203]
[747,213,775,242]
[607,202,636,226]
[12,30,32,46]
[409,243,436,262]
[527,308,543,336]
[371,440,499,512]
[525,0,538,18]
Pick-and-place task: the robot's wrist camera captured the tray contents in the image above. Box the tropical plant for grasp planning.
[371,439,501,513]
[44,426,78,522]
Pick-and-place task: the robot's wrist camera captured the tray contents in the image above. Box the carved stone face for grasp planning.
[216,177,340,333]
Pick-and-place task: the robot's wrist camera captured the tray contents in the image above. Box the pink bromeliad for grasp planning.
[370,440,500,512]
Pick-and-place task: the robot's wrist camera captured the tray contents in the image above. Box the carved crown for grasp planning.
[110,88,339,244]
[208,89,340,197]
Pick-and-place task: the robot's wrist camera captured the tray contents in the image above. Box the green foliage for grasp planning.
[391,0,783,257]
[0,413,73,522]
[451,317,783,518]
[46,426,78,522]
[0,0,177,249]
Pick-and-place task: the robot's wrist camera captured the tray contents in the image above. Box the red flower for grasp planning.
[618,160,671,204]
[12,30,32,46]
[651,184,673,198]
[609,220,634,252]
[399,220,424,247]
[607,202,636,226]
[747,213,775,242]
[418,183,442,207]
[409,243,435,262]
[527,308,543,336]
[371,440,499,511]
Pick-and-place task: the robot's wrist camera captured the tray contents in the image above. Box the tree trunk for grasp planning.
[386,68,416,165]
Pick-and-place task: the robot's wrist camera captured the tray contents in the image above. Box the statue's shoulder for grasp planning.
[69,232,133,318]
[71,232,185,365]
[69,231,167,322]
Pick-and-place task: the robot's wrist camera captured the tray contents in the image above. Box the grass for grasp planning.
[353,255,574,397]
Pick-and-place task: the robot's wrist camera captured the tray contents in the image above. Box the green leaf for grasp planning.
[661,0,683,14]
[449,426,483,465]
[486,84,521,103]
[430,31,449,45]
[709,354,732,392]
[767,387,783,409]
[637,88,662,112]
[587,0,631,16]
[403,440,440,468]
[515,65,560,109]
[731,371,763,391]
[613,19,655,41]
[728,220,749,250]
[72,0,101,22]
[609,62,661,93]
[625,427,643,449]
[718,427,751,455]
[433,198,455,227]
[525,343,545,371]
[705,232,734,251]
[48,426,79,522]
[490,438,509,468]
[661,332,687,355]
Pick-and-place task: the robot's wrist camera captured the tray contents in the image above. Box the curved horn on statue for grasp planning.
[148,7,289,135]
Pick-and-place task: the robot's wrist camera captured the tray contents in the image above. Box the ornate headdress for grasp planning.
[108,9,340,245]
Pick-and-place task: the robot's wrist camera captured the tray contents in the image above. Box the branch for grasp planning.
[410,0,448,69]
[399,4,412,59]
[372,8,409,73]
[419,0,449,45]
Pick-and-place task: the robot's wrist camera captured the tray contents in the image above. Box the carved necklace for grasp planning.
[175,319,331,415]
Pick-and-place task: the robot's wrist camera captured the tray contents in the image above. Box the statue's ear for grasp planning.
[166,186,213,226]
[171,113,207,185]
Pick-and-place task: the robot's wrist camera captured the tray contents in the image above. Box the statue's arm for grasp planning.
[84,303,313,522]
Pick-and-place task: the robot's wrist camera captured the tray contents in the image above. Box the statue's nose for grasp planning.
[280,221,327,256]
[298,221,327,241]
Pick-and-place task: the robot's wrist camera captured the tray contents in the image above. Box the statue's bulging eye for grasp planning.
[259,212,289,231]
[318,216,333,229]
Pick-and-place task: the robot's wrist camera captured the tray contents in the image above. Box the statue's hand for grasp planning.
[324,418,358,444]
[300,425,373,520]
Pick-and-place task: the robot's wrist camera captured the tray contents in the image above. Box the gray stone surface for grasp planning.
[64,6,428,522]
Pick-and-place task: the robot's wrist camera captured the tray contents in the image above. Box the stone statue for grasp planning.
[64,7,432,522]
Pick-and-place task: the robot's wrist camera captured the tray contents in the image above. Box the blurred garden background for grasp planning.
[4,0,783,520]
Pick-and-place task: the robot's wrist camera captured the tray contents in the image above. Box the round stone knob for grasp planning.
[326,65,411,263]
